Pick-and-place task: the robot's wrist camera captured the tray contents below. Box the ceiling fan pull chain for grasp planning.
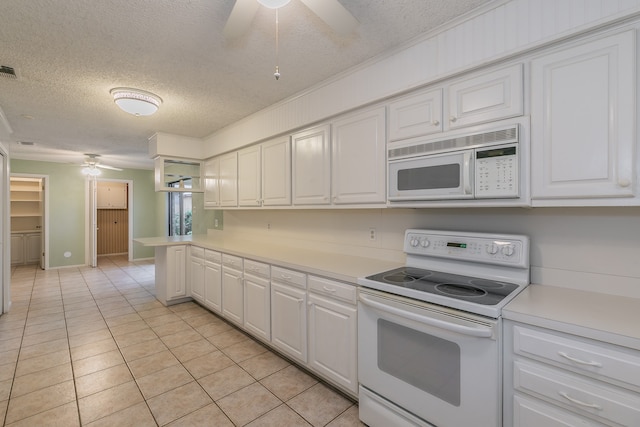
[274,8,281,80]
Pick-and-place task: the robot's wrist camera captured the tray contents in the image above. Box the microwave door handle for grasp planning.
[463,151,472,195]
[360,295,492,338]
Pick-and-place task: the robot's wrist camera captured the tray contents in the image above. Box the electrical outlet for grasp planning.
[267,223,271,230]
[214,218,219,228]
[369,228,377,241]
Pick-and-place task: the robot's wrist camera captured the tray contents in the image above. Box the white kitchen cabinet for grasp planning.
[307,276,358,394]
[530,30,636,204]
[238,145,262,207]
[388,89,443,141]
[11,234,25,265]
[97,182,127,209]
[243,259,271,342]
[331,107,386,205]
[292,124,331,205]
[221,254,243,326]
[270,266,307,363]
[189,246,205,303]
[219,152,238,207]
[154,245,188,305]
[204,249,222,313]
[504,320,640,427]
[447,63,523,130]
[12,232,42,265]
[261,136,291,206]
[203,157,220,208]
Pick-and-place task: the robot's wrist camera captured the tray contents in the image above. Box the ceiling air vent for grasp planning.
[0,66,18,79]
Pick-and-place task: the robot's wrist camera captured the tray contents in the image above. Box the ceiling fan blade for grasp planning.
[96,164,123,171]
[299,0,358,35]
[224,0,260,39]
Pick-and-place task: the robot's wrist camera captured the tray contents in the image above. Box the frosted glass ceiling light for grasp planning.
[110,88,162,116]
[82,165,101,176]
[257,0,290,9]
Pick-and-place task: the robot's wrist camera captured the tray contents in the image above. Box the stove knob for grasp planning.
[420,239,430,248]
[409,238,419,247]
[502,245,515,256]
[487,243,498,255]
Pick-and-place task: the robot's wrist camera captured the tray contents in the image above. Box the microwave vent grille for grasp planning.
[388,126,518,159]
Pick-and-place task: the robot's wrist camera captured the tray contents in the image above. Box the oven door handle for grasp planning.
[360,295,493,338]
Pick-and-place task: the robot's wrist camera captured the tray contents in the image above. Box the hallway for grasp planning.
[0,256,361,426]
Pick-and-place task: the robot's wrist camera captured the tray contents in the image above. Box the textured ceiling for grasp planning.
[0,0,491,169]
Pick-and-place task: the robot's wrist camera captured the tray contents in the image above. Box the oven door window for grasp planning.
[397,163,460,190]
[378,319,460,406]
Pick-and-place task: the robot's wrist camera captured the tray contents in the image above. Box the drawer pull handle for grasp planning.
[559,392,602,410]
[322,286,337,293]
[281,274,292,280]
[558,351,602,367]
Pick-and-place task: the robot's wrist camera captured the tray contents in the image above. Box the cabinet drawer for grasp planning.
[205,249,221,264]
[244,259,270,278]
[190,246,205,259]
[513,325,640,388]
[513,359,640,426]
[513,394,601,427]
[308,276,356,304]
[222,254,243,269]
[271,266,306,289]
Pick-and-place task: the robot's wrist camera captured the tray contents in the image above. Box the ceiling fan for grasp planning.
[80,154,123,176]
[224,0,359,39]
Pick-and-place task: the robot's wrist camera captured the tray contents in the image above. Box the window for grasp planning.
[168,180,193,236]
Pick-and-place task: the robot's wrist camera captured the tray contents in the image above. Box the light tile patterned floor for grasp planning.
[0,256,363,426]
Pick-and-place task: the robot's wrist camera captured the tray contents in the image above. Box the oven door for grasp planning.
[358,289,501,427]
[388,150,473,201]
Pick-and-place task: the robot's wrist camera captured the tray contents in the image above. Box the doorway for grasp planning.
[9,174,48,270]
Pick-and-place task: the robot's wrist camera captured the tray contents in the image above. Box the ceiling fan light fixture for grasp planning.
[257,0,290,9]
[110,88,162,116]
[82,166,101,176]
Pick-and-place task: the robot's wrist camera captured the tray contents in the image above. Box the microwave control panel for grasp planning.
[475,144,518,198]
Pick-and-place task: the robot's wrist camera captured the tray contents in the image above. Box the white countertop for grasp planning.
[134,235,403,285]
[503,284,640,351]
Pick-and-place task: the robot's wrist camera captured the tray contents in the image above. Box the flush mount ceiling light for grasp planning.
[110,88,162,116]
[257,0,290,8]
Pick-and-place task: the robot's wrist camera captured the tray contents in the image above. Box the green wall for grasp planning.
[10,159,163,267]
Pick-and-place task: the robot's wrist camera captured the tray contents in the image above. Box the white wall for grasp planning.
[220,207,640,299]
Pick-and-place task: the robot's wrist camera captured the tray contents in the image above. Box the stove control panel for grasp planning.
[404,229,529,268]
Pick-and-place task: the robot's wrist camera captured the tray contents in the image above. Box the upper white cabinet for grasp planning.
[292,124,332,205]
[388,64,523,142]
[331,107,386,205]
[447,63,523,130]
[219,152,238,207]
[97,182,127,209]
[389,89,443,141]
[203,157,220,208]
[238,145,262,207]
[154,157,203,192]
[261,136,291,206]
[530,30,636,204]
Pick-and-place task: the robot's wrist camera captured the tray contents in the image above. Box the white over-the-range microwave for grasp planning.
[387,117,530,207]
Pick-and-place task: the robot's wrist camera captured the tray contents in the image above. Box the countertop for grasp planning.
[503,284,640,351]
[134,235,403,285]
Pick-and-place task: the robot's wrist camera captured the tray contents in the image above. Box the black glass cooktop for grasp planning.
[365,267,518,306]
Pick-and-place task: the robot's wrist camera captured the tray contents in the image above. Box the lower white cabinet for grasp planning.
[204,250,222,313]
[189,247,205,303]
[271,266,307,363]
[11,232,41,265]
[221,254,244,326]
[307,276,358,394]
[154,245,188,305]
[243,259,271,342]
[504,320,640,426]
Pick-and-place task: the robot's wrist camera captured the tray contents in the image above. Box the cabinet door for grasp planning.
[204,157,220,208]
[219,152,238,207]
[308,293,357,394]
[25,233,41,264]
[222,267,244,325]
[11,234,24,265]
[531,31,635,201]
[204,261,222,313]
[513,395,600,427]
[238,145,262,207]
[96,182,127,209]
[389,89,443,140]
[332,107,386,204]
[244,274,271,341]
[447,63,523,130]
[190,256,205,302]
[292,124,331,205]
[262,137,291,206]
[167,245,187,299]
[271,281,307,363]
